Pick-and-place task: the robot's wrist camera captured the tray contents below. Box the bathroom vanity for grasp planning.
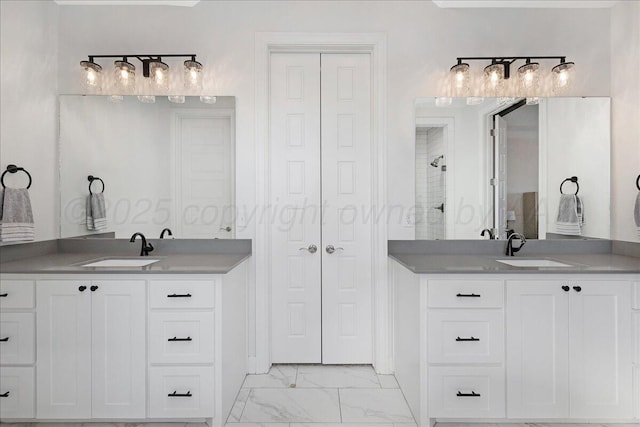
[0,239,251,427]
[389,240,640,426]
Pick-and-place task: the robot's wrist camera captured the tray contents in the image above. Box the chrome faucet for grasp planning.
[130,232,154,256]
[505,233,526,256]
[160,228,173,239]
[480,228,495,240]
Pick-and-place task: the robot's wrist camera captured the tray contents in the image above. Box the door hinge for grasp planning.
[490,129,495,137]
[490,178,497,186]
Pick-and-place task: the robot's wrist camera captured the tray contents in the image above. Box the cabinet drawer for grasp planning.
[149,366,214,418]
[0,280,34,309]
[428,280,504,308]
[0,367,34,418]
[428,366,505,418]
[0,313,35,365]
[149,311,215,364]
[428,310,504,364]
[149,280,215,309]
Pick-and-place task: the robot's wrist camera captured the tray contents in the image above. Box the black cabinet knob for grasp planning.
[573,286,582,292]
[90,285,99,292]
[79,286,87,292]
[562,285,570,292]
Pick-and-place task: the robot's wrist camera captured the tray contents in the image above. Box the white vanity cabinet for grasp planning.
[36,279,146,419]
[506,279,633,419]
[0,280,36,419]
[389,260,639,426]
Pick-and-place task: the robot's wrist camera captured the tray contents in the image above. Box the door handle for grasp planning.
[219,226,232,232]
[326,245,344,254]
[299,244,318,254]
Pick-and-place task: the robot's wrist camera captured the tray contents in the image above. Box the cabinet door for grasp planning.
[506,281,570,418]
[36,281,92,419]
[91,280,146,418]
[569,281,633,419]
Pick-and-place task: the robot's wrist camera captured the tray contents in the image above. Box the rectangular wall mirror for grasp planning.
[415,97,611,240]
[59,95,236,239]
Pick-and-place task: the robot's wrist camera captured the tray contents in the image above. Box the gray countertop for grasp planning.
[0,238,252,275]
[388,240,640,274]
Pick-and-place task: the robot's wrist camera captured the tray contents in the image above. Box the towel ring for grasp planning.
[560,176,579,195]
[88,175,105,194]
[1,164,32,189]
[636,174,639,191]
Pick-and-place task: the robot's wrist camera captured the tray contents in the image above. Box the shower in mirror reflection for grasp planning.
[416,127,446,240]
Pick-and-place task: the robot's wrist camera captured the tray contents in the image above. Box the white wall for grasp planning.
[611,0,640,243]
[0,1,58,242]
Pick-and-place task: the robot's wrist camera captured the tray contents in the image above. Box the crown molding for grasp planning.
[433,0,619,8]
[54,0,200,6]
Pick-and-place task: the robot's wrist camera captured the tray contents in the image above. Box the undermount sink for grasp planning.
[81,258,161,268]
[496,259,572,268]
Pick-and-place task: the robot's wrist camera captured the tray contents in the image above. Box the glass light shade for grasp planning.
[484,63,505,95]
[150,60,169,92]
[449,62,470,96]
[497,97,515,107]
[137,95,156,104]
[435,97,452,107]
[200,95,217,104]
[168,95,186,104]
[518,61,540,95]
[184,59,203,91]
[552,61,575,93]
[80,60,102,91]
[526,97,540,105]
[466,97,484,106]
[114,60,136,92]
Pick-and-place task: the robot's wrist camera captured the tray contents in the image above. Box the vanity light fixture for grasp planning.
[79,53,204,94]
[448,56,576,97]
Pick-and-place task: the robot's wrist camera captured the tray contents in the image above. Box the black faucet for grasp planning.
[480,228,495,240]
[505,233,526,256]
[160,228,173,239]
[130,232,154,256]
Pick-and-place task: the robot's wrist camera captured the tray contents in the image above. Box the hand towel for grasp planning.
[556,194,582,236]
[635,192,640,238]
[0,188,35,242]
[86,193,107,231]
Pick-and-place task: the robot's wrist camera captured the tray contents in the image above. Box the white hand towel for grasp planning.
[0,188,35,242]
[556,194,582,236]
[86,193,107,231]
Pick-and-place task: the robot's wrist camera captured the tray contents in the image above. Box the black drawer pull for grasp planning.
[0,293,8,297]
[457,391,481,397]
[167,293,192,298]
[456,336,480,342]
[168,390,192,397]
[0,391,9,397]
[168,336,192,342]
[0,337,9,342]
[456,293,481,298]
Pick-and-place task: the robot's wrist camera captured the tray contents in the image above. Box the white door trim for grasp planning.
[254,32,389,374]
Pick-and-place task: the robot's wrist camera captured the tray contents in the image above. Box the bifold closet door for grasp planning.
[270,52,322,363]
[320,53,373,363]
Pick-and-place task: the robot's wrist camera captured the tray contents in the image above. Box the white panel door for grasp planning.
[91,281,146,419]
[36,281,92,419]
[494,115,508,239]
[270,52,322,363]
[321,53,372,364]
[506,281,570,418]
[569,281,633,419]
[175,113,234,238]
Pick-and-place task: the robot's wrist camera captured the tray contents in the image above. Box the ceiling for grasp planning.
[432,0,620,8]
[53,0,200,6]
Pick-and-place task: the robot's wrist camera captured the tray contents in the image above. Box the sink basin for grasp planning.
[496,259,572,268]
[82,258,161,268]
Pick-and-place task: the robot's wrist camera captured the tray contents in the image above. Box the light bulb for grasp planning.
[80,60,102,92]
[149,60,169,92]
[114,60,136,93]
[184,59,203,91]
[449,61,470,96]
